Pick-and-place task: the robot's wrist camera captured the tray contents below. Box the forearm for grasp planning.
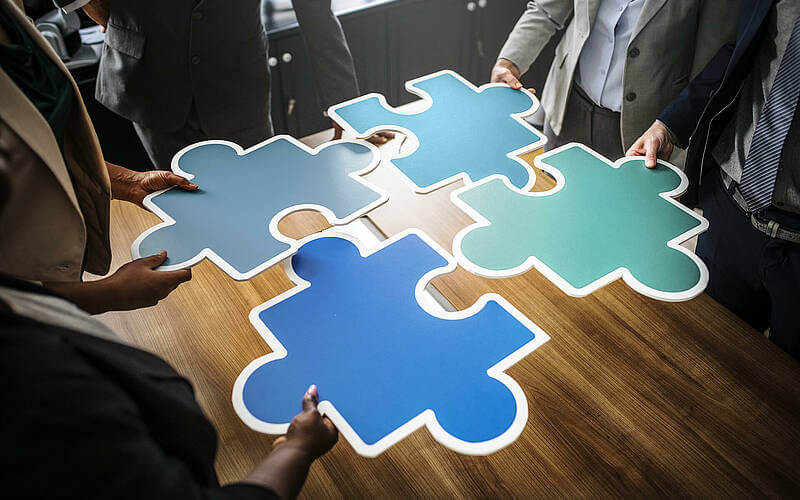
[240,445,315,500]
[43,280,117,315]
[104,161,134,200]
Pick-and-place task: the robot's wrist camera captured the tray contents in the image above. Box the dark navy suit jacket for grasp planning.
[658,0,774,206]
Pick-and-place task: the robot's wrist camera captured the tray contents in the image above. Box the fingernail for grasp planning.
[160,250,167,256]
[309,384,317,395]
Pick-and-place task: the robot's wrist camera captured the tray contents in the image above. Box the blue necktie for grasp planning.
[739,17,800,213]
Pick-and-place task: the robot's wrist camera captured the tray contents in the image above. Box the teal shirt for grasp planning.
[0,4,73,147]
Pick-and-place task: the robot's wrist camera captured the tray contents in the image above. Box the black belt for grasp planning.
[720,170,800,243]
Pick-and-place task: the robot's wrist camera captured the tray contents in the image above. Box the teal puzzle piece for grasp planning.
[131,137,387,280]
[452,144,709,301]
[328,70,545,193]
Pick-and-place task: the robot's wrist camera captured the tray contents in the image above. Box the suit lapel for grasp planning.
[630,0,668,43]
[0,0,84,213]
[576,0,602,36]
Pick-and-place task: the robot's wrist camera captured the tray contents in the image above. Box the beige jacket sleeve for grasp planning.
[497,0,574,74]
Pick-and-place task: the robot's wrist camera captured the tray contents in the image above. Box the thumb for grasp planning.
[302,384,319,412]
[165,172,199,191]
[505,73,523,90]
[141,250,168,268]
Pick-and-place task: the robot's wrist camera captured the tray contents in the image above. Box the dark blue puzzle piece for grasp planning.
[233,231,549,456]
[131,137,386,280]
[329,70,544,192]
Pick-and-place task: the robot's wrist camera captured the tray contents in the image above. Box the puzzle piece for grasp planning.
[328,70,545,193]
[232,230,549,456]
[452,144,709,301]
[131,137,387,280]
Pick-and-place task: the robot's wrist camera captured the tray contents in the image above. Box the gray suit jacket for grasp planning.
[499,0,739,152]
[55,0,359,136]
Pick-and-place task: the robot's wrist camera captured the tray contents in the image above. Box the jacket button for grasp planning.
[629,47,640,57]
[192,55,201,65]
[192,11,203,20]
[626,92,637,102]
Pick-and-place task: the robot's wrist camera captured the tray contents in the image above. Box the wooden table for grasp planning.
[95,130,800,498]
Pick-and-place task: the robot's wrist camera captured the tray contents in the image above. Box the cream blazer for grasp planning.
[0,0,111,282]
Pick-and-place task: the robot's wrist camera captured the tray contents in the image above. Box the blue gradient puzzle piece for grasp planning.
[452,144,709,301]
[131,136,387,280]
[233,230,550,456]
[328,70,545,193]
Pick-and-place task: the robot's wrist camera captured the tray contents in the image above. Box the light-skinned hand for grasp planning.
[490,58,536,96]
[626,120,674,168]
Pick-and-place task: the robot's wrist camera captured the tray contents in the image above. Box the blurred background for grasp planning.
[24,0,557,170]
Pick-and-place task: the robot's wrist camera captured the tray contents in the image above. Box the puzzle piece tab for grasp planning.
[328,70,545,193]
[131,137,387,280]
[452,144,709,301]
[233,230,549,456]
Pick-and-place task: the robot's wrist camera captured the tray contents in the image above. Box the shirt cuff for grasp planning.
[59,0,92,14]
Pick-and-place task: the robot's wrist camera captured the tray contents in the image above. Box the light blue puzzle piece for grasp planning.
[328,70,545,193]
[233,230,549,456]
[131,137,387,280]
[452,144,709,301]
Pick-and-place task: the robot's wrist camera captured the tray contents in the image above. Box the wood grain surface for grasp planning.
[94,136,800,498]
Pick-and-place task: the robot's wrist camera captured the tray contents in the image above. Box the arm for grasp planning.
[44,251,192,314]
[626,42,735,166]
[291,0,359,111]
[44,163,198,314]
[291,0,393,143]
[2,328,336,500]
[241,385,338,499]
[492,0,574,87]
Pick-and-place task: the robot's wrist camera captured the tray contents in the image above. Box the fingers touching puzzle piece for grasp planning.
[329,70,546,193]
[131,136,388,280]
[452,144,709,301]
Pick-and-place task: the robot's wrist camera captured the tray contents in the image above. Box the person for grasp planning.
[490,0,738,161]
[627,0,800,359]
[54,0,392,171]
[0,0,194,312]
[0,187,338,498]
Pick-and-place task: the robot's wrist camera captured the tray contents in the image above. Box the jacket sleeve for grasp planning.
[292,0,360,112]
[657,41,735,149]
[497,0,574,74]
[0,329,278,500]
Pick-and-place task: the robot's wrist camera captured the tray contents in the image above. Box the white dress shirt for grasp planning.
[576,0,646,111]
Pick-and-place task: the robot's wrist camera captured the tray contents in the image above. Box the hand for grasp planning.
[491,58,531,92]
[272,385,338,461]
[332,120,395,145]
[83,0,111,32]
[107,162,198,208]
[625,120,674,168]
[45,251,191,314]
[97,252,191,312]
